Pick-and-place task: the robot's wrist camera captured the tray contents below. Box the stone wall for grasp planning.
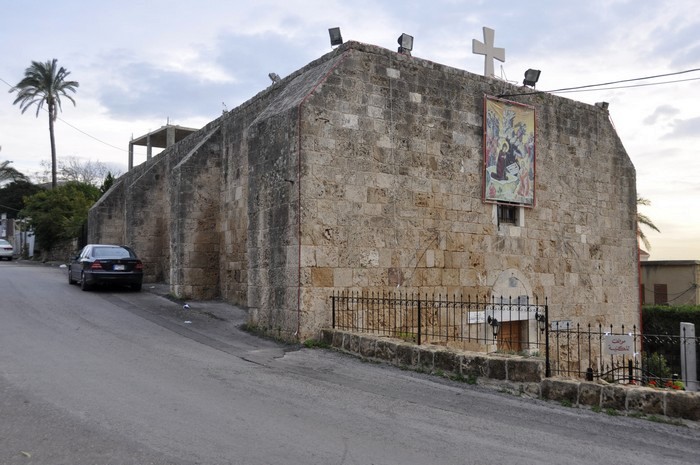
[297,43,638,338]
[89,41,639,342]
[322,329,700,422]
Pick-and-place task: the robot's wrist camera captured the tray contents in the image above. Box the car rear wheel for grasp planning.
[131,283,142,292]
[80,272,91,291]
[68,268,76,285]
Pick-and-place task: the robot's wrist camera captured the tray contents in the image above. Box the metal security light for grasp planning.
[329,27,343,46]
[595,101,609,110]
[487,316,500,339]
[523,69,541,87]
[534,311,546,333]
[397,33,414,54]
[268,73,281,84]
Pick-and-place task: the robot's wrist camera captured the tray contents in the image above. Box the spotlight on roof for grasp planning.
[595,101,609,110]
[268,73,281,84]
[397,33,414,55]
[523,69,541,87]
[328,27,343,47]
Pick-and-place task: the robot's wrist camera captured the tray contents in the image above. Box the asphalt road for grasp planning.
[1,261,699,465]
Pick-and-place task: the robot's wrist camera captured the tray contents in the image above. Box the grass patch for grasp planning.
[303,339,330,349]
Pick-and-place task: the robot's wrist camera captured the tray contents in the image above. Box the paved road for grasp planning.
[1,261,699,465]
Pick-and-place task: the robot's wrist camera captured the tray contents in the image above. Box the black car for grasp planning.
[68,244,144,291]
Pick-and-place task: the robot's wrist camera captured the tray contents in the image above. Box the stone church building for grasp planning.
[89,41,639,342]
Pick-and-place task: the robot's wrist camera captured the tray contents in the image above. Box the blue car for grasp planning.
[68,244,143,291]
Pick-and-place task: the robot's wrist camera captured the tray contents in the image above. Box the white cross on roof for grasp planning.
[472,27,505,77]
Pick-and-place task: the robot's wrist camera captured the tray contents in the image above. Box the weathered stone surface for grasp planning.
[461,355,488,379]
[376,339,398,363]
[346,333,360,353]
[578,382,602,407]
[320,329,334,346]
[418,348,435,372]
[506,359,544,383]
[665,390,700,421]
[541,379,579,404]
[359,336,377,358]
[487,357,507,380]
[397,344,419,368]
[626,387,664,416]
[434,350,458,374]
[600,385,627,411]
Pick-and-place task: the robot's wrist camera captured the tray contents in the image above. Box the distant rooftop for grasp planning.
[128,124,199,170]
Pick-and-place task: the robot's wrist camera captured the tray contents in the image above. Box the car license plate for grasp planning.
[114,264,125,271]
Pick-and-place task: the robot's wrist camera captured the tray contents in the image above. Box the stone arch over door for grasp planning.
[491,268,533,303]
[490,269,535,352]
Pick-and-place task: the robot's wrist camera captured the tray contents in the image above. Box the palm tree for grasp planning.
[10,59,79,189]
[637,196,660,252]
[0,160,27,184]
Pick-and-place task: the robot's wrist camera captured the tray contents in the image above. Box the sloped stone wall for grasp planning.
[169,127,222,299]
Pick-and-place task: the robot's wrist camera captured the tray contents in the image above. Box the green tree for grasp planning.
[100,171,116,195]
[637,196,660,252]
[0,160,27,185]
[9,59,79,189]
[20,182,100,255]
[0,180,44,219]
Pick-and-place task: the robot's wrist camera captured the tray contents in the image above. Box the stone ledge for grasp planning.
[320,329,700,422]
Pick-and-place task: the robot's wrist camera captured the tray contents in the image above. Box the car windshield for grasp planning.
[0,240,10,246]
[93,246,133,259]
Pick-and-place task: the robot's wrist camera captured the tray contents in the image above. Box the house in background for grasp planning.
[641,260,700,305]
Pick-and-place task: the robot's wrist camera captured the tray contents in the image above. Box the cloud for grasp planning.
[662,116,700,139]
[643,104,680,125]
[97,62,232,121]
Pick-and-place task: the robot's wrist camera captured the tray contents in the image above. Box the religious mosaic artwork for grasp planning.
[482,96,536,206]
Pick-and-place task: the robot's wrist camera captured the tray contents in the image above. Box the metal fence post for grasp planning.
[332,293,336,329]
[545,300,551,377]
[417,297,422,346]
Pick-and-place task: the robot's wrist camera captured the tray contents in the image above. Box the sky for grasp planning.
[0,0,698,260]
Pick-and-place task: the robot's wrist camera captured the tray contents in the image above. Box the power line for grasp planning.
[498,67,700,98]
[54,115,126,152]
[553,77,700,94]
[1,75,126,153]
[547,68,700,93]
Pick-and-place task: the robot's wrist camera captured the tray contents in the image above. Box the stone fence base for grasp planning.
[320,329,700,423]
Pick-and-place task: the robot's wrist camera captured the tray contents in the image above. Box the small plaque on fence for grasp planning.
[603,334,634,357]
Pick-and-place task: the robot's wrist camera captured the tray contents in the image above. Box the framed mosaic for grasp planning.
[482,95,536,206]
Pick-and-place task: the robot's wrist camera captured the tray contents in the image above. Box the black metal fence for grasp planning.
[330,291,549,367]
[330,291,698,388]
[550,322,699,388]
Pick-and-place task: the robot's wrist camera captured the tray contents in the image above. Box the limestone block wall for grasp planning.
[90,41,639,344]
[89,178,126,246]
[89,119,223,285]
[124,156,170,283]
[169,127,222,299]
[241,52,349,337]
[296,42,638,339]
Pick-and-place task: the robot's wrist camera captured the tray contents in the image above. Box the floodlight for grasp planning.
[397,33,414,54]
[268,73,281,84]
[523,69,541,87]
[329,27,343,46]
[595,101,609,110]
